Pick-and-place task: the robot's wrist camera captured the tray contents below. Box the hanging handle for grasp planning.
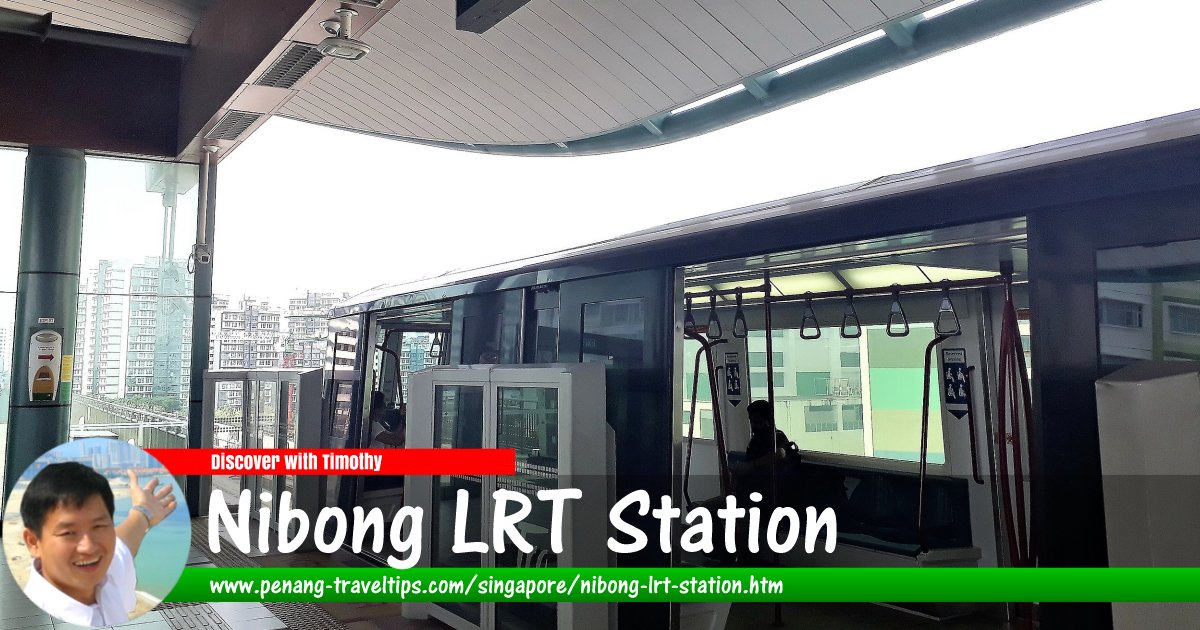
[684,298,696,332]
[706,295,723,339]
[800,294,821,339]
[935,283,962,336]
[887,285,910,337]
[840,293,861,339]
[732,291,748,338]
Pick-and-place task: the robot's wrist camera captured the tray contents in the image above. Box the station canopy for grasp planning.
[0,0,1095,161]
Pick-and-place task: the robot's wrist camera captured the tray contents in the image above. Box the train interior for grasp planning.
[678,217,1032,623]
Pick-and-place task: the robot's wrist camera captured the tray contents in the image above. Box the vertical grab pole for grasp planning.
[683,330,731,495]
[918,333,954,552]
[763,270,785,628]
[683,335,707,508]
[964,366,985,485]
[997,270,1036,630]
[705,341,731,496]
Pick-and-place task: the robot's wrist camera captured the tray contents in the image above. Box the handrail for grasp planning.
[682,341,706,508]
[934,283,963,336]
[917,332,956,553]
[887,284,910,337]
[840,293,862,338]
[686,275,1009,303]
[683,330,732,499]
[731,291,748,339]
[800,294,821,339]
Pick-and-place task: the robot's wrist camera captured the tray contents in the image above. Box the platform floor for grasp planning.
[1,515,1014,630]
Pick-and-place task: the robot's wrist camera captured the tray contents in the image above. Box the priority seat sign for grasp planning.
[941,348,970,419]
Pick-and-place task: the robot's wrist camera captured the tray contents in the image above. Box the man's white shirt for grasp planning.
[23,537,137,627]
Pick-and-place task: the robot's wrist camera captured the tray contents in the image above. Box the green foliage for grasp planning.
[119,395,183,415]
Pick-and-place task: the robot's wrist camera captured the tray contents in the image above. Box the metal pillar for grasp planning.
[4,147,85,499]
[186,150,216,515]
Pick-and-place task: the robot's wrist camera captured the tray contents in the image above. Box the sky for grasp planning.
[4,0,1200,306]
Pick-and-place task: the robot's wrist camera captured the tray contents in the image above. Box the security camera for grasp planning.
[318,8,370,60]
[192,243,213,266]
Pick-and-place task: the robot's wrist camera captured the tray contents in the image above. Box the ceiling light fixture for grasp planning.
[318,8,370,61]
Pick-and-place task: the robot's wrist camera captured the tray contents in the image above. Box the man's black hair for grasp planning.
[20,461,115,537]
[747,400,772,422]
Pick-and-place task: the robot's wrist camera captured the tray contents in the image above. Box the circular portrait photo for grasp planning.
[3,438,190,627]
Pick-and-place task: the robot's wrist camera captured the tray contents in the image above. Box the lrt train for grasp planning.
[320,108,1200,630]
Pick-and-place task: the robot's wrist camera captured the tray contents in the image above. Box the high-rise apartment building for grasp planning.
[210,297,283,370]
[74,260,128,398]
[283,291,347,368]
[0,324,12,402]
[129,257,193,401]
[72,257,193,406]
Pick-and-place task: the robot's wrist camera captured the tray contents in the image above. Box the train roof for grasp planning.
[336,107,1200,316]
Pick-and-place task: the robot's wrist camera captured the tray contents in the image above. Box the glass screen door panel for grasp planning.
[432,385,485,626]
[284,382,298,495]
[495,386,559,630]
[255,380,280,511]
[211,378,246,508]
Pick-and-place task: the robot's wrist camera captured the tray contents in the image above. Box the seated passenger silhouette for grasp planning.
[370,390,406,447]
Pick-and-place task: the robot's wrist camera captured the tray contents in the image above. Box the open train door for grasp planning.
[558,268,674,630]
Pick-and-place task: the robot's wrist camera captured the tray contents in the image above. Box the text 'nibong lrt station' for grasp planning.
[3,0,1200,629]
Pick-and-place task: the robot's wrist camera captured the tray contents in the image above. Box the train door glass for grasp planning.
[462,314,503,364]
[1097,238,1200,372]
[431,384,485,626]
[494,386,559,630]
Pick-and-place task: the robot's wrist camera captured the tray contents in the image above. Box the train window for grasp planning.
[747,325,945,464]
[525,286,560,363]
[581,298,644,367]
[330,381,353,440]
[1098,238,1200,373]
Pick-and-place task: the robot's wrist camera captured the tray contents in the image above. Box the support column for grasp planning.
[186,151,216,514]
[4,147,85,499]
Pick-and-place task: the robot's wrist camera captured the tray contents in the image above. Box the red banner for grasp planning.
[145,448,515,476]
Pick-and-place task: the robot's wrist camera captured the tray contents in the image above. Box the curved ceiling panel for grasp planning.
[0,0,211,43]
[279,0,935,146]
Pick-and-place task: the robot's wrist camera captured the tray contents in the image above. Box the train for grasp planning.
[319,108,1200,630]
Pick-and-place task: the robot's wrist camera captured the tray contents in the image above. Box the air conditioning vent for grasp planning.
[204,110,261,141]
[255,43,325,89]
[343,0,383,7]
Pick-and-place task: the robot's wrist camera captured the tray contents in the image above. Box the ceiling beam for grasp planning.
[456,0,532,34]
[178,0,326,159]
[0,32,181,157]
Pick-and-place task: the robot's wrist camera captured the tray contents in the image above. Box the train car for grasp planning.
[322,108,1200,630]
